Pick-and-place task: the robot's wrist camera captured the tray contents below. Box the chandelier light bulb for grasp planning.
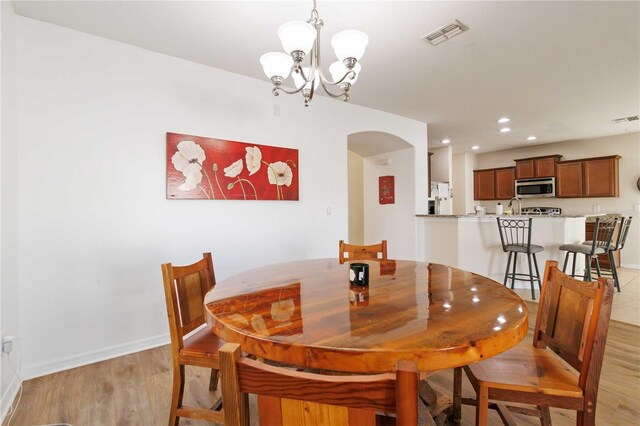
[329,61,361,84]
[497,117,510,123]
[500,127,511,133]
[331,30,369,61]
[260,52,293,79]
[278,21,317,55]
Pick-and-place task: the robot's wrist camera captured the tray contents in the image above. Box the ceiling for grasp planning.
[12,1,640,153]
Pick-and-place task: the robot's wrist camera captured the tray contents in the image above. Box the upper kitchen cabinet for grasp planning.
[473,169,496,200]
[514,155,563,179]
[557,155,620,198]
[556,161,583,198]
[473,167,515,200]
[583,156,620,197]
[495,167,516,199]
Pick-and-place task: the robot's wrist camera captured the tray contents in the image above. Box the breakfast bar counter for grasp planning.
[416,214,590,285]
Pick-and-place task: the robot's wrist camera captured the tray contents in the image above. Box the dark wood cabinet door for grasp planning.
[535,158,556,177]
[495,168,515,200]
[474,170,495,200]
[556,162,583,198]
[584,157,619,197]
[515,160,534,179]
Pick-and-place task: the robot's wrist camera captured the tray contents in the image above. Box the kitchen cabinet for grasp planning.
[495,167,516,199]
[473,169,496,200]
[583,156,620,197]
[473,167,515,200]
[515,155,562,179]
[556,161,583,198]
[557,155,620,198]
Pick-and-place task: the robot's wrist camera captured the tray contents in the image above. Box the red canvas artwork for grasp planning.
[379,175,395,204]
[166,132,299,200]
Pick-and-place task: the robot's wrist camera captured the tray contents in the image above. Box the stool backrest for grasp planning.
[613,217,633,251]
[587,218,618,254]
[496,217,533,251]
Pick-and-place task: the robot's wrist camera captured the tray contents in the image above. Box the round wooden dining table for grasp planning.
[204,259,528,374]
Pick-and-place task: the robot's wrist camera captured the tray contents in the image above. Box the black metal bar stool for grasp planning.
[559,217,618,282]
[496,217,544,300]
[584,216,632,291]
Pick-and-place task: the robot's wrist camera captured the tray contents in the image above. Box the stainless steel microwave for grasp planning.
[515,177,556,198]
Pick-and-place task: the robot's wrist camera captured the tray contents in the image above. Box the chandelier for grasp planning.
[259,0,368,107]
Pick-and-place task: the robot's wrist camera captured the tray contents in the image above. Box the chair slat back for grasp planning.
[534,261,614,391]
[614,217,633,250]
[339,240,388,262]
[161,253,216,350]
[219,343,418,426]
[589,218,618,253]
[496,218,532,250]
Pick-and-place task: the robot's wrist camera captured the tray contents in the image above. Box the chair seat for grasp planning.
[181,326,226,359]
[559,243,606,255]
[504,243,543,254]
[582,241,616,251]
[465,343,583,398]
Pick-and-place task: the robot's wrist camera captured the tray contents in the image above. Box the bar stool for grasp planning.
[496,218,543,300]
[584,216,632,291]
[559,217,618,282]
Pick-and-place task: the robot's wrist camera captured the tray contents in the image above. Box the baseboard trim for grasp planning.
[1,373,21,423]
[21,333,170,381]
[620,263,640,270]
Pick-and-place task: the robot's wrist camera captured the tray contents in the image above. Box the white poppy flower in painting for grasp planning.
[267,161,293,187]
[245,146,262,176]
[171,140,206,177]
[178,170,202,191]
[224,159,243,178]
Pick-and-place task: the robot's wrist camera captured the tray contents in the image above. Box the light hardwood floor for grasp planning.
[5,299,640,425]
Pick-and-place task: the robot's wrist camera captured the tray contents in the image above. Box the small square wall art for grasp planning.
[167,132,299,201]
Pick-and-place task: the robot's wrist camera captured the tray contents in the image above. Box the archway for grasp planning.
[347,131,415,259]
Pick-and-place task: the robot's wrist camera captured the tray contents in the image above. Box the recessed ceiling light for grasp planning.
[526,136,537,141]
[441,139,451,144]
[497,117,510,123]
[471,145,480,150]
[500,127,511,133]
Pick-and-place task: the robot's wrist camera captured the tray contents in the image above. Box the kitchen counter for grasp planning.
[416,215,587,287]
[416,213,602,219]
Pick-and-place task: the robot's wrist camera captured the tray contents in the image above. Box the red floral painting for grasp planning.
[166,132,299,200]
[379,175,395,204]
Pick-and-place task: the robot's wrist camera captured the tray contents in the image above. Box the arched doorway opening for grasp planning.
[347,131,415,259]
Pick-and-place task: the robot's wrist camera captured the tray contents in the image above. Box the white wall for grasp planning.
[475,133,640,267]
[429,146,451,183]
[0,1,21,418]
[13,17,427,379]
[363,148,416,260]
[347,150,364,245]
[452,152,476,215]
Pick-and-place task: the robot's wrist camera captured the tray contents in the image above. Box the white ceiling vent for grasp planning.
[422,20,468,46]
[612,115,639,123]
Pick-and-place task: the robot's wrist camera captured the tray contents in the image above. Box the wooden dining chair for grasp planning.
[161,253,226,426]
[339,240,388,262]
[219,342,418,426]
[453,260,614,426]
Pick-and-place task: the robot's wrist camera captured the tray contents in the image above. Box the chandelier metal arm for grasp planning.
[318,76,348,100]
